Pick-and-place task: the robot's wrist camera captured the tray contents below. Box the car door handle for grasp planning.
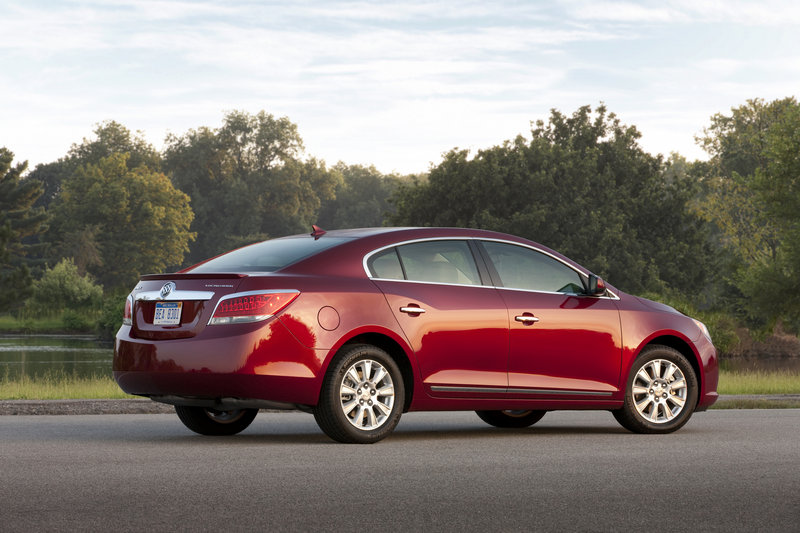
[515,315,540,324]
[400,306,426,314]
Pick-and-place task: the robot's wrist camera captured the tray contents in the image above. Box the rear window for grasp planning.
[189,236,350,273]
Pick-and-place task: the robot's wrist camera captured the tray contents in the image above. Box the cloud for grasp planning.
[561,0,800,25]
[1,0,798,174]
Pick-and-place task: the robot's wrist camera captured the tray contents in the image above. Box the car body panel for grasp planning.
[615,295,719,409]
[373,279,509,397]
[499,289,622,398]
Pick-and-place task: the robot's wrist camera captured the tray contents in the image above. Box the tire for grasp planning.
[175,406,258,436]
[314,344,405,444]
[613,345,699,434]
[476,409,546,428]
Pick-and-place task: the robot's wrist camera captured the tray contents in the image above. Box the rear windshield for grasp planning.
[189,236,350,273]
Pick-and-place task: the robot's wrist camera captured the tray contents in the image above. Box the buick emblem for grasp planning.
[160,282,176,299]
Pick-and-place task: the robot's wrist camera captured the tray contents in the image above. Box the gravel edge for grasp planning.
[0,399,176,416]
[1,395,799,415]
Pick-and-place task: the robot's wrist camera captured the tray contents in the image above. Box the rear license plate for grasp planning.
[154,302,182,325]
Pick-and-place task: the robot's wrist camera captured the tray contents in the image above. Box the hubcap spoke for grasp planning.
[372,367,387,385]
[667,394,685,408]
[670,378,686,391]
[341,398,359,415]
[636,368,652,385]
[361,360,373,381]
[636,397,653,412]
[366,406,378,428]
[374,400,392,417]
[651,360,662,379]
[346,367,361,386]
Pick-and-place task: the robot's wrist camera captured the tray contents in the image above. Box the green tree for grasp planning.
[27,121,161,210]
[392,105,714,295]
[27,258,103,313]
[0,148,47,311]
[47,153,195,290]
[317,163,404,228]
[697,97,800,325]
[164,110,339,263]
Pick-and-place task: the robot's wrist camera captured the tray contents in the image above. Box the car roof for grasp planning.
[282,226,584,278]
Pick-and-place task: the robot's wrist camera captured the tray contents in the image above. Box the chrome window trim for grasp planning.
[207,289,300,326]
[363,237,620,300]
[368,277,499,289]
[495,285,620,300]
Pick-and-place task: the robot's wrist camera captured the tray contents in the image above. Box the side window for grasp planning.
[396,240,481,286]
[482,241,585,294]
[367,248,404,280]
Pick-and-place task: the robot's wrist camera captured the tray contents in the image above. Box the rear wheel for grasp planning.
[175,406,258,436]
[613,345,698,434]
[314,344,404,444]
[476,409,546,428]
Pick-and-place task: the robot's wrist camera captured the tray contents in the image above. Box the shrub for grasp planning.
[28,258,103,313]
[97,292,126,340]
[61,310,93,332]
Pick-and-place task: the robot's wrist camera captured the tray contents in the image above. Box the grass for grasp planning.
[0,370,134,400]
[0,312,99,334]
[1,369,798,402]
[0,315,68,333]
[711,398,800,409]
[718,369,800,395]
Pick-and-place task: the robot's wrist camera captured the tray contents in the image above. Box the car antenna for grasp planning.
[310,225,327,239]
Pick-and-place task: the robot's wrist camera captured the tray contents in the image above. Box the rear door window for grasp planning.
[367,240,482,286]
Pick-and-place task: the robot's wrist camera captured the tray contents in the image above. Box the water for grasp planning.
[0,335,113,380]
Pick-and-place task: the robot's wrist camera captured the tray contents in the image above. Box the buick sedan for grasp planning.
[114,227,718,443]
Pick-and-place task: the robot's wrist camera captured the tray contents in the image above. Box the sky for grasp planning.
[2,0,800,175]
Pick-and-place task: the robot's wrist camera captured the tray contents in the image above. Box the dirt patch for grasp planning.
[729,326,800,359]
[0,399,174,416]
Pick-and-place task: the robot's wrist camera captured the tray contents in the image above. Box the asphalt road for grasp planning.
[1,409,798,532]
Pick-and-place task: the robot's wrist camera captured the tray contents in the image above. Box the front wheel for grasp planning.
[613,345,698,434]
[314,344,405,444]
[476,409,546,428]
[175,406,258,436]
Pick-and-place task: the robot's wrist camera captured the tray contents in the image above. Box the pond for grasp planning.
[0,335,113,380]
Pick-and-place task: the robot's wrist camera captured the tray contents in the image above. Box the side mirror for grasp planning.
[586,274,606,296]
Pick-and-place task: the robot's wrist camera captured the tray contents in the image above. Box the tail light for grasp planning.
[209,291,299,325]
[122,295,133,326]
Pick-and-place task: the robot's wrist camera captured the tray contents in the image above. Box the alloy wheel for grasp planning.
[631,358,688,423]
[339,359,395,431]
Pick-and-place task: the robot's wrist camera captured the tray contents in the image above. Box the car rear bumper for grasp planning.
[113,318,325,406]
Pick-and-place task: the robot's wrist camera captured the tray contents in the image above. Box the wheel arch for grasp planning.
[641,335,702,405]
[328,331,416,413]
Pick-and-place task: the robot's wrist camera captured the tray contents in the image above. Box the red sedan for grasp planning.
[114,227,718,443]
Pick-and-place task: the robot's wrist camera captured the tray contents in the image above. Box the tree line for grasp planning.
[2,99,799,346]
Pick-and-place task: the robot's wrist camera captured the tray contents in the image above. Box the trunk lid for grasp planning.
[130,274,246,340]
